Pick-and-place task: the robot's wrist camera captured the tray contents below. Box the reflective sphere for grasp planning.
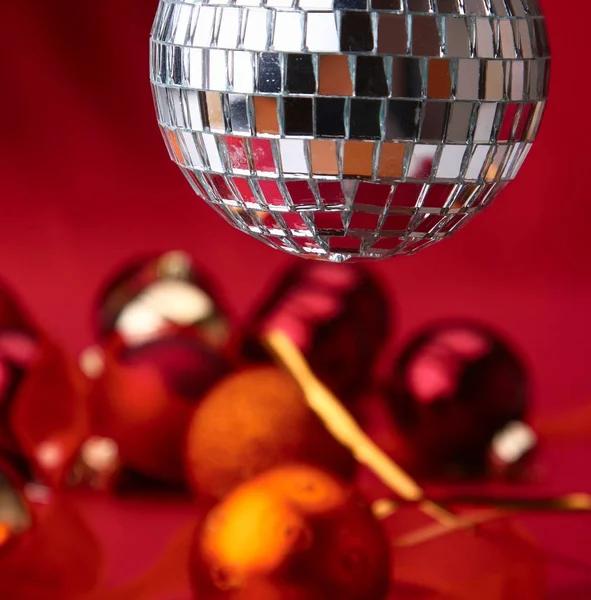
[384,320,533,478]
[241,261,390,404]
[151,0,550,261]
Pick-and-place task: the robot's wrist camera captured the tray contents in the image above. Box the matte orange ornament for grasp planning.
[185,367,356,501]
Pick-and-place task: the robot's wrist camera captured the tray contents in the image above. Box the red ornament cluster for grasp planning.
[0,252,550,600]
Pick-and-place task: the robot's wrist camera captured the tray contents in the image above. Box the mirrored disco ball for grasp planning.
[150,0,550,261]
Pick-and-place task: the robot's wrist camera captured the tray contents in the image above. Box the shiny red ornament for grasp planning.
[190,464,391,600]
[241,261,391,405]
[94,250,232,352]
[0,281,89,487]
[0,461,102,600]
[90,335,231,484]
[384,320,534,479]
[86,252,233,485]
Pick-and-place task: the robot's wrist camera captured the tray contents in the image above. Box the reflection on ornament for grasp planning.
[96,251,232,351]
[489,420,537,477]
[150,0,550,261]
[68,436,122,491]
[79,346,106,380]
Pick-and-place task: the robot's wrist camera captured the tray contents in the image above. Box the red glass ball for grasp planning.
[94,250,232,352]
[384,320,532,477]
[0,281,88,487]
[242,261,391,404]
[87,252,234,484]
[190,464,391,600]
[91,334,231,485]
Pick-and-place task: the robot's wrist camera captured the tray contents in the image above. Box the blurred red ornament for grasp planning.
[384,321,535,479]
[0,460,102,600]
[94,250,232,352]
[190,464,391,600]
[0,281,89,488]
[241,261,391,405]
[89,334,231,485]
[84,251,234,485]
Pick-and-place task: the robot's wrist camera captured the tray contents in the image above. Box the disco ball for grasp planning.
[150,0,550,261]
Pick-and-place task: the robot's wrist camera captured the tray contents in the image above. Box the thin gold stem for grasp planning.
[393,509,505,548]
[264,330,458,527]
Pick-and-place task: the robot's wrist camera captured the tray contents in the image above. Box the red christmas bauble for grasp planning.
[241,261,391,405]
[0,281,89,487]
[384,320,534,478]
[190,464,391,600]
[90,334,231,485]
[94,250,232,352]
[185,367,355,502]
[85,251,234,485]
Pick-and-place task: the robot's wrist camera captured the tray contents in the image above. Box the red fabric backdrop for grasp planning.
[1,1,591,597]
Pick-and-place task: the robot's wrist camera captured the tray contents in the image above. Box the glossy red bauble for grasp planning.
[242,262,391,405]
[384,320,533,478]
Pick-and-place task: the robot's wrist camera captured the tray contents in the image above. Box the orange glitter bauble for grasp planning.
[185,367,356,501]
[190,464,391,600]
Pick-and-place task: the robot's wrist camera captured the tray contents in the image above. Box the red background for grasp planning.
[2,1,591,597]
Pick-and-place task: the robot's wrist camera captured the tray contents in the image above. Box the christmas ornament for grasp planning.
[150,0,550,261]
[81,252,233,485]
[241,261,390,404]
[10,334,91,489]
[89,334,231,485]
[190,464,391,599]
[186,366,355,501]
[384,320,535,478]
[0,492,103,600]
[68,436,123,491]
[94,251,232,351]
[0,281,89,488]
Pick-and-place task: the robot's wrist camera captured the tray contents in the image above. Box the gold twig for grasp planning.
[264,330,458,527]
[375,493,591,548]
[393,509,505,548]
